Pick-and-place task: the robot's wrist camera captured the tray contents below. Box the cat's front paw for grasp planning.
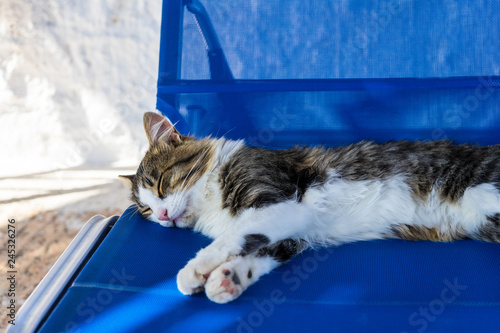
[176,260,208,295]
[205,258,250,304]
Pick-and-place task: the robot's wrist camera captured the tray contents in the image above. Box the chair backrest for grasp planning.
[157,0,500,148]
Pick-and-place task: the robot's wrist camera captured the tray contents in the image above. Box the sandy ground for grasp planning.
[0,166,135,331]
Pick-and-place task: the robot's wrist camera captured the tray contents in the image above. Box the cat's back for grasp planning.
[323,140,500,202]
[217,139,500,214]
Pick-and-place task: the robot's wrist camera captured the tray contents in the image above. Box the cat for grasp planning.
[121,111,500,304]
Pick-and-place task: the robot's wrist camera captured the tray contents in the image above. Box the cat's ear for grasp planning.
[143,112,182,146]
[119,174,135,183]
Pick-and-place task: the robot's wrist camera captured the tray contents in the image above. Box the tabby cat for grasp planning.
[121,112,500,304]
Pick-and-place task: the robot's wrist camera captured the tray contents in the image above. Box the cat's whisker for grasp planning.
[128,204,141,220]
[186,151,210,183]
[179,146,210,190]
[181,146,212,191]
[183,154,210,191]
[179,156,205,192]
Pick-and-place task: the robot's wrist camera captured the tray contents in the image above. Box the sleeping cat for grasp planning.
[121,112,500,304]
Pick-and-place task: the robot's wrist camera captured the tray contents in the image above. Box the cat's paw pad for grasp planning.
[205,267,244,304]
[176,262,208,295]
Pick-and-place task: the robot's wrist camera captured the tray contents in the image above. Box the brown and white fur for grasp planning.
[121,112,500,304]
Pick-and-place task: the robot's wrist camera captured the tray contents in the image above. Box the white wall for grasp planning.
[0,0,162,177]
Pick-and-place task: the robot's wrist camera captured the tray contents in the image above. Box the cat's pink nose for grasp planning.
[157,209,170,221]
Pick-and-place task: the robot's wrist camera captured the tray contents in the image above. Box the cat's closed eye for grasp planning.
[158,176,165,197]
[144,177,154,187]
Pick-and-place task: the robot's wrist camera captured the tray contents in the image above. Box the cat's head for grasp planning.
[120,112,216,228]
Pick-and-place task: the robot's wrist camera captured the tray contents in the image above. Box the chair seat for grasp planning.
[39,206,500,332]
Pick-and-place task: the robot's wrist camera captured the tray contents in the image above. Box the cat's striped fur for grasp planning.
[122,112,500,303]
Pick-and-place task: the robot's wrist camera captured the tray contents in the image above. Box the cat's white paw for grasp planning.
[176,260,207,295]
[205,267,243,303]
[177,239,243,297]
[205,258,252,303]
[177,253,225,295]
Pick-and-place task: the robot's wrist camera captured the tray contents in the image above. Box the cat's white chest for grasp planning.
[191,172,236,239]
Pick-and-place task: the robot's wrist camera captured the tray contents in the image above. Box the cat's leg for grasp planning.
[204,239,307,303]
[177,201,313,296]
[203,254,278,303]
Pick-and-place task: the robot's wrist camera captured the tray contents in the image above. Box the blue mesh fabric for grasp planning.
[181,1,500,80]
